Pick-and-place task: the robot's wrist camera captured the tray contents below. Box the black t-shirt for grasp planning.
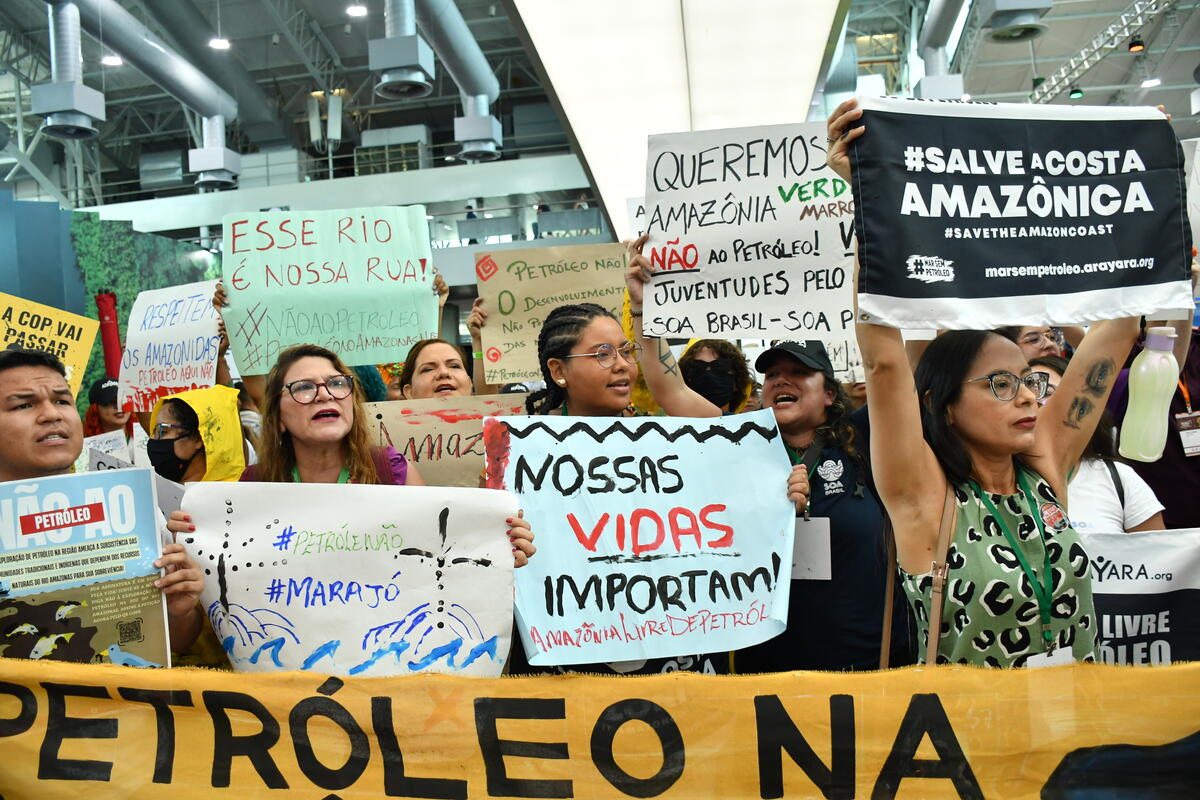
[733,411,915,672]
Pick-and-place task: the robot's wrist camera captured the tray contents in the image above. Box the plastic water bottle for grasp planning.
[1119,326,1178,462]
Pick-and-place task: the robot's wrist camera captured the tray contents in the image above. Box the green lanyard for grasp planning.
[968,470,1056,651]
[291,465,350,484]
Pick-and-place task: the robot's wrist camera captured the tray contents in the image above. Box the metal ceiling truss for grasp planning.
[256,0,346,95]
[1030,0,1178,104]
[0,9,50,86]
[1107,2,1194,106]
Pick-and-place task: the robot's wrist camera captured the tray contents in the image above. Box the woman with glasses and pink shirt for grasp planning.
[171,343,534,566]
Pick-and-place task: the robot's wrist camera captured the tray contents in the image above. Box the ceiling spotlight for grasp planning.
[1141,76,1162,88]
[444,155,455,162]
[100,53,123,67]
[208,36,231,50]
[346,3,368,16]
[271,33,280,46]
[1128,36,1145,53]
[1068,85,1084,99]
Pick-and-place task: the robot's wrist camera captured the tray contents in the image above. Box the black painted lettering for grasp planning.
[755,694,854,800]
[39,682,116,781]
[872,694,982,799]
[590,699,684,797]
[0,680,36,737]
[203,690,288,789]
[373,695,467,798]
[475,697,571,798]
[117,687,194,784]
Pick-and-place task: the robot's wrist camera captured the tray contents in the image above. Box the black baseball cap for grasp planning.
[88,377,119,405]
[754,341,835,380]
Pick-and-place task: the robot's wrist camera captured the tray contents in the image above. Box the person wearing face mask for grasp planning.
[147,385,247,484]
[677,339,752,413]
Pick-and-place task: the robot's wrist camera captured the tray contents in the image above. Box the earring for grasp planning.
[557,379,566,386]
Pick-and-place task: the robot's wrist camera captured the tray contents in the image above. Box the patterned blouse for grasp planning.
[901,469,1097,667]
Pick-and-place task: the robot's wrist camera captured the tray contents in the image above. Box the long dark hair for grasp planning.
[257,344,378,484]
[815,375,860,458]
[1028,354,1120,462]
[913,330,1012,487]
[526,303,616,415]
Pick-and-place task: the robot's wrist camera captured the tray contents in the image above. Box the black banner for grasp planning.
[849,97,1193,329]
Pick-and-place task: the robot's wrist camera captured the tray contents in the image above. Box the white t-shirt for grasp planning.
[1067,458,1164,533]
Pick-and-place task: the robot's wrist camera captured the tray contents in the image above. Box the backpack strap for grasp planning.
[1104,459,1125,509]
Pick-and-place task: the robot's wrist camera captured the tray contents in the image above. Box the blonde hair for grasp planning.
[256,345,378,484]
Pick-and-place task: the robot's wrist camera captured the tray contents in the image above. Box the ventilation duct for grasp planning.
[824,36,859,95]
[31,1,105,140]
[42,0,237,121]
[142,0,292,148]
[191,115,240,189]
[370,0,435,100]
[414,0,502,161]
[914,0,966,100]
[979,0,1052,43]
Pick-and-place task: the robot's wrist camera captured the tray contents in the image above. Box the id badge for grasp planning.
[1175,411,1200,457]
[1025,647,1075,669]
[791,517,831,580]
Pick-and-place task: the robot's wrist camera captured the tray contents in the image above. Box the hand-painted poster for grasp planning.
[220,206,437,375]
[475,244,627,383]
[118,280,221,412]
[0,468,168,667]
[1083,529,1200,666]
[850,97,1194,329]
[366,394,528,488]
[484,409,794,665]
[0,292,98,396]
[182,482,517,677]
[641,123,856,342]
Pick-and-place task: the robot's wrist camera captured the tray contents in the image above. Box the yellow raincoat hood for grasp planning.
[149,385,245,482]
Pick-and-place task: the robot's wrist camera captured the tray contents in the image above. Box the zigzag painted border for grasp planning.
[500,418,779,444]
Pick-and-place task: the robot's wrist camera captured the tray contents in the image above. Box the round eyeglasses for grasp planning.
[282,374,356,404]
[562,342,642,370]
[965,370,1051,402]
[152,422,192,440]
[1019,329,1065,349]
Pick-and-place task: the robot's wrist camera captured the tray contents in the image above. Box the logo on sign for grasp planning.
[905,255,955,283]
[1090,555,1170,583]
[1039,502,1069,532]
[19,502,105,535]
[485,347,502,363]
[475,255,499,282]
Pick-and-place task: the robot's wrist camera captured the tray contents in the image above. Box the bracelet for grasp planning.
[629,310,643,317]
[473,351,483,359]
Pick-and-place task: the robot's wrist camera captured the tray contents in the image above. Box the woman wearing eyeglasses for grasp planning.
[148,385,247,484]
[828,97,1141,667]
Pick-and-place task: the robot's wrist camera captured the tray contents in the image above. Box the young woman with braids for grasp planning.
[505,302,810,675]
[625,252,913,671]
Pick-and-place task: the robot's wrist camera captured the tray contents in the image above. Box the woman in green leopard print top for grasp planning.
[828,97,1144,667]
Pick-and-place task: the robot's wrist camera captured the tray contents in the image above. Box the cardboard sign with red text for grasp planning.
[475,244,627,384]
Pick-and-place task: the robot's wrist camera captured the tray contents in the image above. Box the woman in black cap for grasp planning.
[83,376,133,439]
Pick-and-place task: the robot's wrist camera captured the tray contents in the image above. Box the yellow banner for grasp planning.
[0,293,99,396]
[1,658,1197,798]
